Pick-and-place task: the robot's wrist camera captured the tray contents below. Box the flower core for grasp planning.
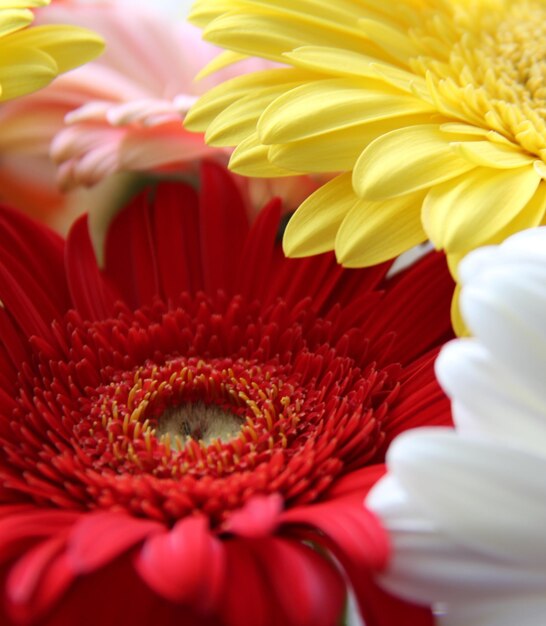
[4,291,400,526]
[420,2,546,156]
[157,402,243,447]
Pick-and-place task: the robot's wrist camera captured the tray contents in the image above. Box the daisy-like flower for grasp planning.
[0,1,314,229]
[29,0,272,190]
[186,0,546,283]
[0,0,103,102]
[0,162,453,626]
[367,227,546,625]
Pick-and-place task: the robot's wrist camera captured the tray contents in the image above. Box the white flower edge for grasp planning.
[367,431,546,624]
[367,226,546,626]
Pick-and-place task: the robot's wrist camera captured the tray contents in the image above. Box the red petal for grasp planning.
[266,252,340,312]
[379,367,452,455]
[217,537,346,626]
[199,161,249,295]
[322,465,386,502]
[0,509,80,564]
[280,483,389,570]
[236,197,282,302]
[353,574,434,626]
[0,249,62,342]
[136,516,225,612]
[128,192,162,305]
[330,260,391,307]
[153,182,203,297]
[223,494,283,538]
[0,204,69,313]
[252,537,346,626]
[65,215,119,320]
[0,307,26,383]
[104,190,160,308]
[217,539,273,626]
[37,552,209,626]
[6,538,73,623]
[368,252,454,363]
[68,512,163,574]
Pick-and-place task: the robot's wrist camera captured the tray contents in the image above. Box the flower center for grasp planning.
[414,1,546,156]
[480,4,546,112]
[157,402,243,446]
[0,294,399,524]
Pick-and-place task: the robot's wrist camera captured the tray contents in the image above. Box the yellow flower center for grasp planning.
[414,1,546,157]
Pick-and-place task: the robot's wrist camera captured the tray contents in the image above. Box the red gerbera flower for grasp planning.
[0,163,453,626]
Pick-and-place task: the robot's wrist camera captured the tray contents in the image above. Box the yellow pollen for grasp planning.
[127,385,139,411]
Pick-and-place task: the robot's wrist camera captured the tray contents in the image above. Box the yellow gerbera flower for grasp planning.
[186,0,546,283]
[0,0,104,102]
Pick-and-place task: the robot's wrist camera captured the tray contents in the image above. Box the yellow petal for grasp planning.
[185,68,313,133]
[450,284,469,337]
[483,180,546,243]
[258,78,435,144]
[9,25,104,73]
[206,83,307,147]
[194,50,248,81]
[0,45,56,101]
[422,166,542,253]
[202,12,369,63]
[283,173,357,256]
[0,8,31,37]
[284,46,385,79]
[268,114,435,172]
[269,126,369,172]
[353,124,476,201]
[440,123,515,146]
[452,141,534,169]
[336,190,427,267]
[533,160,546,179]
[188,0,231,28]
[446,180,546,281]
[230,0,376,26]
[284,45,430,102]
[0,1,48,7]
[370,60,431,101]
[229,133,297,177]
[358,17,421,64]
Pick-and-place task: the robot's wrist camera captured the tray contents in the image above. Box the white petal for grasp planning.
[368,475,546,605]
[435,340,546,457]
[458,225,546,285]
[438,593,546,626]
[385,430,546,566]
[459,263,546,408]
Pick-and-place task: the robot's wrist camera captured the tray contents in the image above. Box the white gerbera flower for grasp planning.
[367,226,546,626]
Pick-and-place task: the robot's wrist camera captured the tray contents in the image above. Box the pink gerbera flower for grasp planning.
[0,163,453,626]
